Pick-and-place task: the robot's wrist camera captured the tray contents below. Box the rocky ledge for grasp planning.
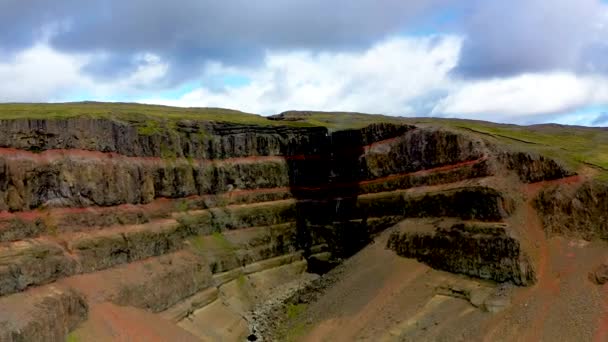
[0,112,584,341]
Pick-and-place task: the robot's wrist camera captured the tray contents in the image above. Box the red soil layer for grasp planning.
[294,179,608,341]
[0,146,320,165]
[499,177,581,341]
[0,197,174,222]
[360,157,487,186]
[0,156,485,225]
[72,302,200,342]
[526,174,583,189]
[481,172,601,341]
[593,285,608,341]
[0,130,412,166]
[293,157,488,192]
[362,135,402,152]
[0,189,292,225]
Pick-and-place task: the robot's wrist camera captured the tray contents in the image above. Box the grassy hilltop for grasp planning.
[0,101,606,178]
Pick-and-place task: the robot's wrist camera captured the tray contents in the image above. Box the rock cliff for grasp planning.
[0,105,595,341]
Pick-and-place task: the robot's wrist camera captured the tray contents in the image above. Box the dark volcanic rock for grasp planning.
[0,118,328,159]
[499,151,574,183]
[0,285,87,342]
[589,263,608,285]
[387,219,536,285]
[535,180,608,240]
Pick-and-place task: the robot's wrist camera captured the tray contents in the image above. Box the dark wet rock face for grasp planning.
[0,118,327,159]
[0,286,87,342]
[0,120,324,212]
[589,263,608,285]
[362,128,485,178]
[499,151,574,183]
[286,125,496,259]
[0,115,584,340]
[535,180,608,240]
[387,220,536,285]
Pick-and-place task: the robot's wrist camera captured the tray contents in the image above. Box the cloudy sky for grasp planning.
[2,0,608,125]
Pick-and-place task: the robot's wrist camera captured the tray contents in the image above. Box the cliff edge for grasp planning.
[0,103,605,341]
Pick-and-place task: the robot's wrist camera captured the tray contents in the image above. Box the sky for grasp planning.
[2,0,608,126]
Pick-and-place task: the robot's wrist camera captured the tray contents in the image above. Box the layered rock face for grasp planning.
[535,179,608,240]
[387,219,535,285]
[0,118,325,212]
[0,116,573,341]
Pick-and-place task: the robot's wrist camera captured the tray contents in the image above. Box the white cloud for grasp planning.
[102,53,168,93]
[3,35,608,126]
[0,44,168,102]
[143,36,608,124]
[432,73,608,120]
[0,44,87,102]
[143,36,463,115]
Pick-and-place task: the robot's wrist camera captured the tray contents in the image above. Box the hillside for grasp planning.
[0,102,606,341]
[3,102,607,175]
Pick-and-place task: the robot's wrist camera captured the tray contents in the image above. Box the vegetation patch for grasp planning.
[212,231,235,251]
[160,143,177,160]
[188,235,206,255]
[285,321,309,342]
[65,332,80,342]
[278,303,310,341]
[137,120,162,136]
[43,212,58,236]
[176,200,189,212]
[405,118,608,179]
[286,303,307,319]
[0,102,313,126]
[237,273,247,287]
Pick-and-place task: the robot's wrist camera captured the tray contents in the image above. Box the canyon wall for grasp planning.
[0,116,577,341]
[535,179,608,240]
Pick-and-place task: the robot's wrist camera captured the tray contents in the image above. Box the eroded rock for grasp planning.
[0,285,87,342]
[387,219,536,285]
[589,263,608,285]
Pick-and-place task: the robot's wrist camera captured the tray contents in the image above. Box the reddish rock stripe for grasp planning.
[0,197,171,221]
[0,158,485,221]
[526,174,582,191]
[0,147,321,165]
[593,285,608,341]
[294,157,488,192]
[362,136,403,152]
[0,188,294,223]
[223,187,291,197]
[361,157,487,185]
[323,136,405,157]
[0,134,405,165]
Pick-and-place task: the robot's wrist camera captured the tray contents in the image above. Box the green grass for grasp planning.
[184,228,236,254]
[137,120,162,135]
[374,116,608,179]
[159,143,177,160]
[186,155,195,166]
[187,235,206,254]
[188,231,241,261]
[2,102,607,177]
[65,332,80,342]
[271,110,410,130]
[212,231,235,251]
[439,120,608,172]
[286,303,307,319]
[0,102,314,126]
[176,200,189,212]
[281,303,310,341]
[285,321,309,342]
[237,273,247,287]
[0,102,403,129]
[43,213,58,236]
